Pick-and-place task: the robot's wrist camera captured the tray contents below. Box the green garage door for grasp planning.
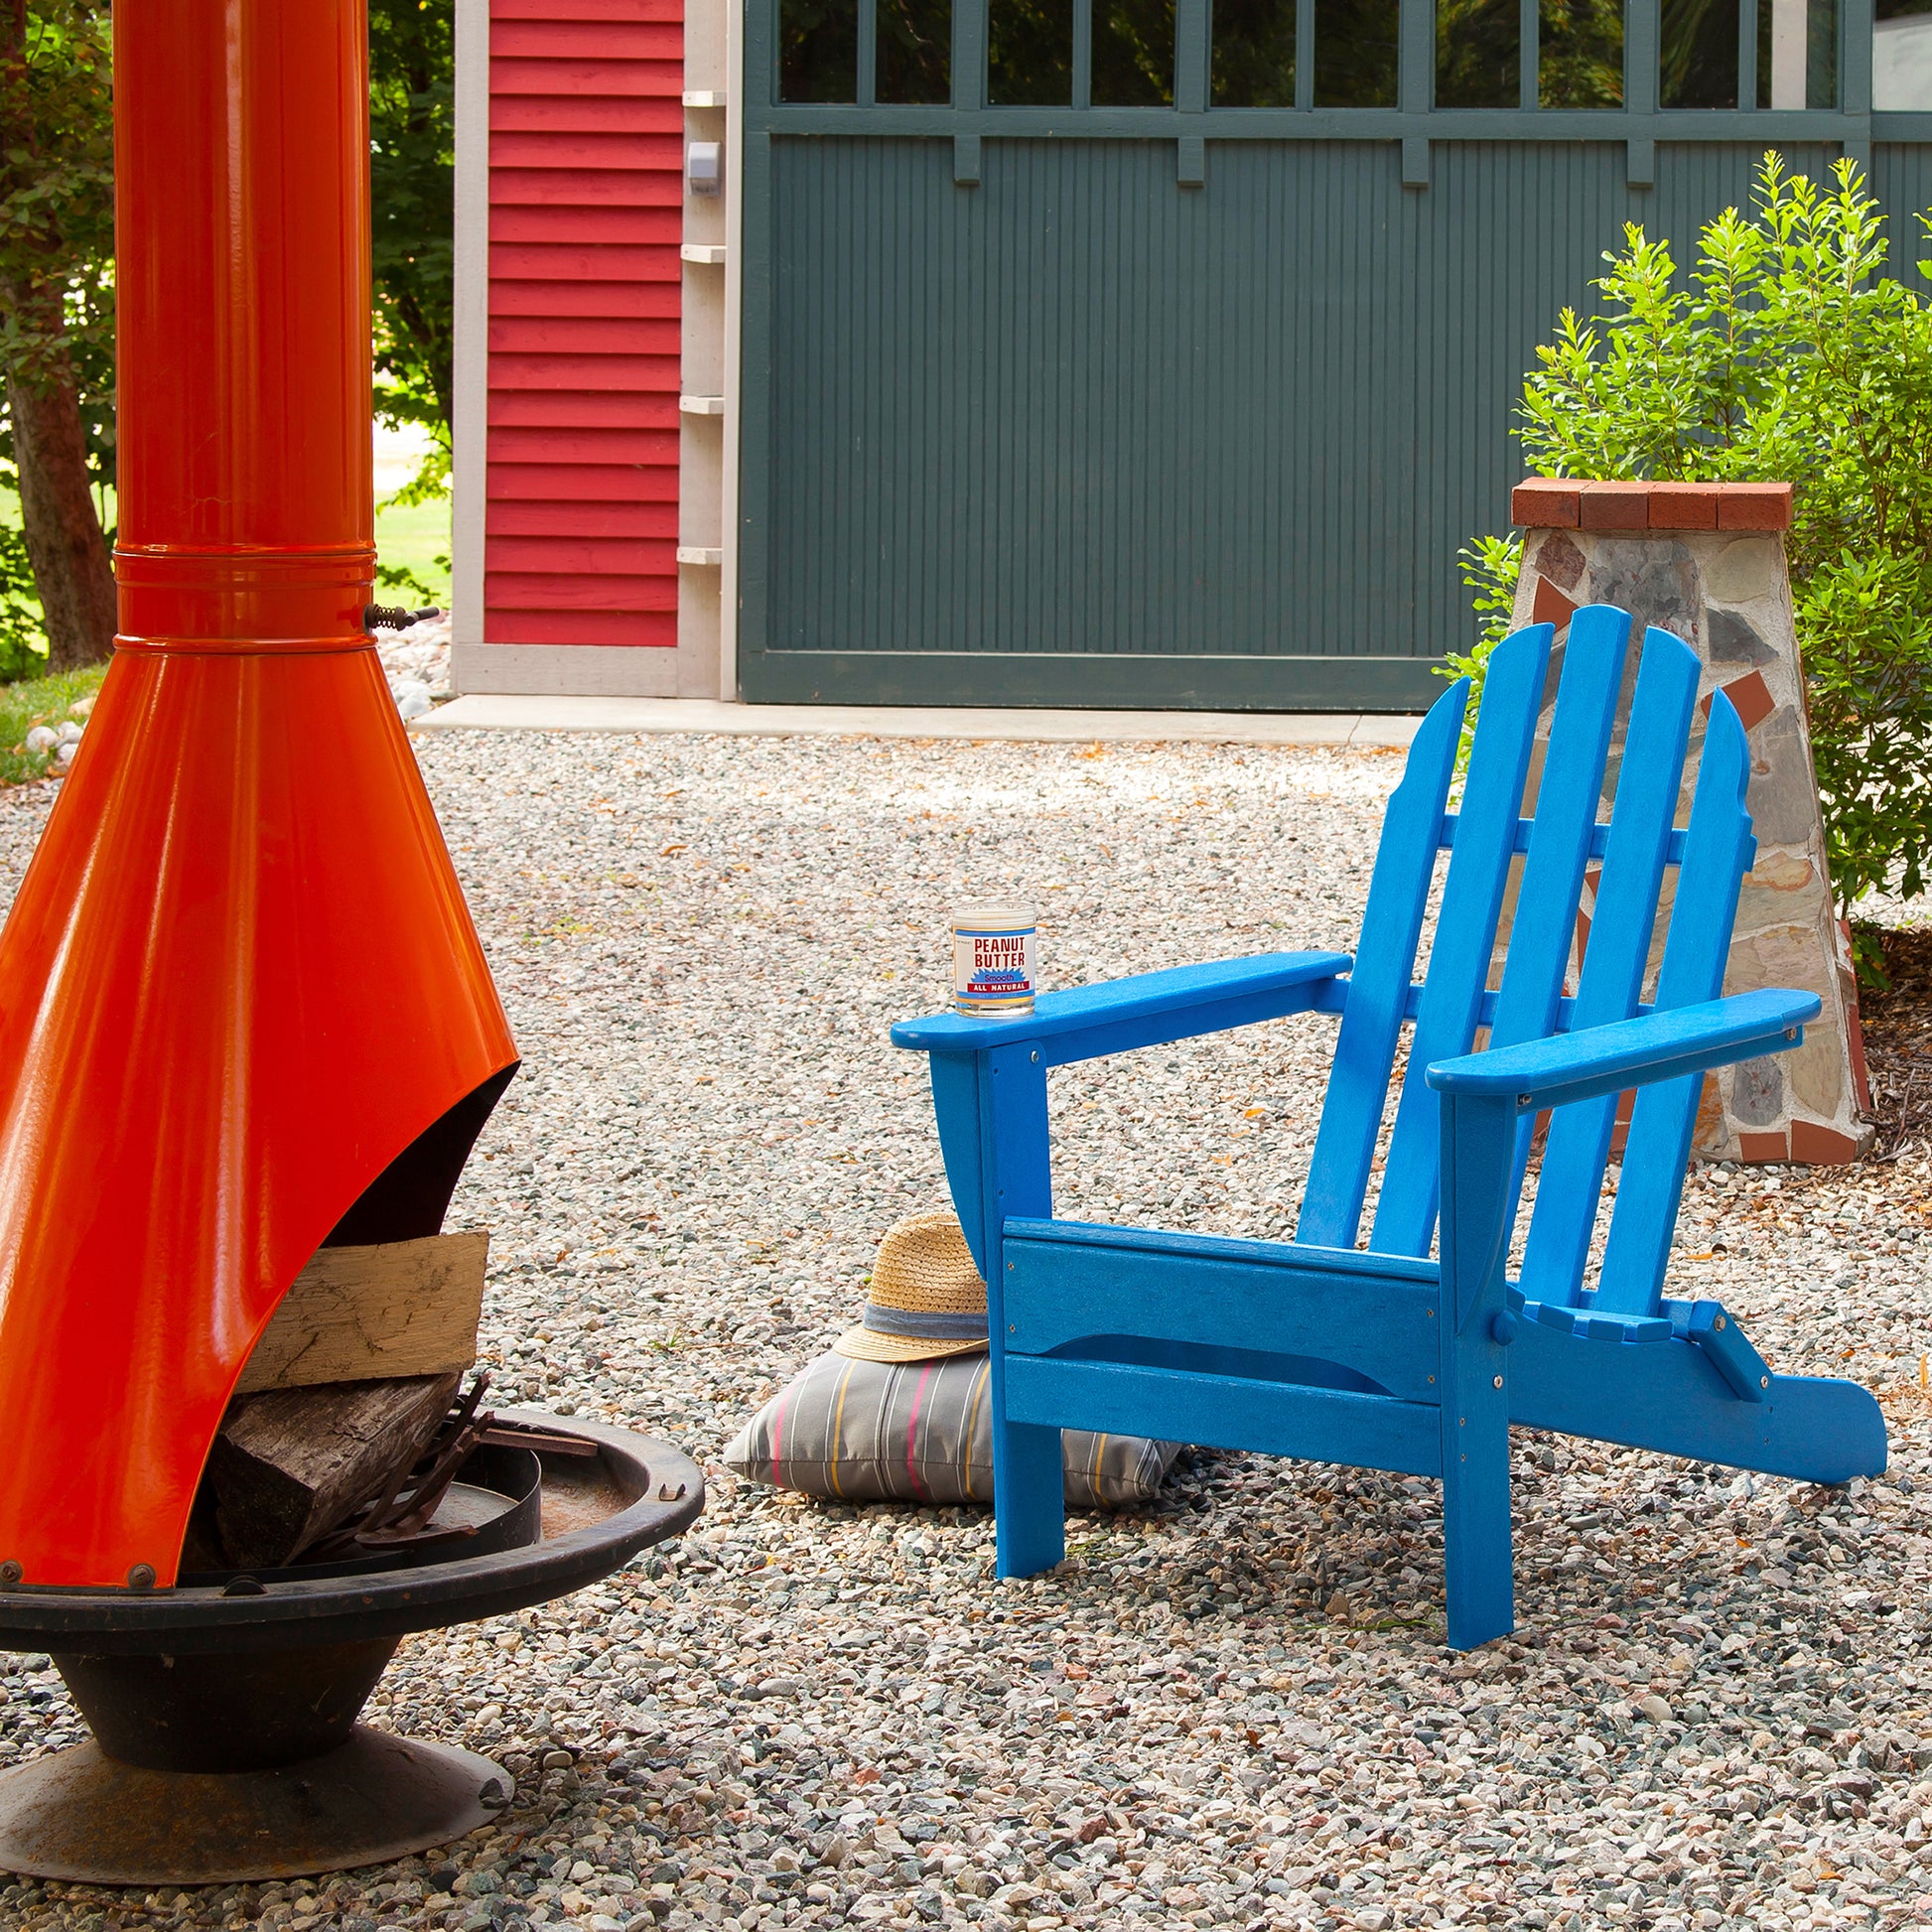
[737,0,1927,709]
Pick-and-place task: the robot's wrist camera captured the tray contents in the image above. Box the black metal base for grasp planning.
[0,1414,703,1883]
[0,1728,512,1884]
[0,1414,701,1658]
[54,1638,401,1773]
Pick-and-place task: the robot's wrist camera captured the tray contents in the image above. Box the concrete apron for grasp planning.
[412,696,1424,750]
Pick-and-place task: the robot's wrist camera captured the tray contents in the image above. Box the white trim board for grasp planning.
[719,0,744,701]
[413,695,1424,747]
[452,644,681,697]
[450,0,490,664]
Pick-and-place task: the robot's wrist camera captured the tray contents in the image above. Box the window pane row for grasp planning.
[780,0,1850,108]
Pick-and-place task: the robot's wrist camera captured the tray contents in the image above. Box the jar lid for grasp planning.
[952,903,1035,928]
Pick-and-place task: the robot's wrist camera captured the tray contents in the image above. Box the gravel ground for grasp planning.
[1,728,1930,1932]
[375,616,454,718]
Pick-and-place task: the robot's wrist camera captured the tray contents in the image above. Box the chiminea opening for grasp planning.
[182,1067,524,1581]
[323,1063,518,1246]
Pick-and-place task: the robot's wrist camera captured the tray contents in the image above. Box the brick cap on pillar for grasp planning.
[1511,477,1793,532]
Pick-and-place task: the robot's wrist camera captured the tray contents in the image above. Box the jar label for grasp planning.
[952,920,1037,1013]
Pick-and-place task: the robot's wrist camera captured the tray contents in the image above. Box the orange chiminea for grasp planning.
[0,0,516,1589]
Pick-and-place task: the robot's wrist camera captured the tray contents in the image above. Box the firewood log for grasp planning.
[207,1372,462,1570]
[235,1233,487,1393]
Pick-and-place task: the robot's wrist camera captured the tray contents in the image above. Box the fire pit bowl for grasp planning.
[0,1412,702,1885]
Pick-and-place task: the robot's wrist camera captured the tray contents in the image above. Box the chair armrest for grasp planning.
[1423,988,1821,1114]
[890,951,1352,1068]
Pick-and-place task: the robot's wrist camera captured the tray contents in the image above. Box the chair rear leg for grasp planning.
[994,1419,1065,1579]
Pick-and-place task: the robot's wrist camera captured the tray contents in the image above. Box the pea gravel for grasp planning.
[0,727,1930,1932]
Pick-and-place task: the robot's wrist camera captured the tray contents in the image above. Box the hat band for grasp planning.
[862,1303,987,1340]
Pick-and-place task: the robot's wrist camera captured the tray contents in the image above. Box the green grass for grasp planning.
[0,665,108,785]
[371,494,453,606]
[0,479,453,627]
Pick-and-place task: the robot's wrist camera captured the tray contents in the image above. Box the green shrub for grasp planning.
[1444,533,1522,770]
[1457,153,1932,919]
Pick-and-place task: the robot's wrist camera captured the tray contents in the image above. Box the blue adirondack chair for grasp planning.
[891,608,1887,1649]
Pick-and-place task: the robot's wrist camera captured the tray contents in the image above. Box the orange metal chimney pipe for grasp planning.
[0,0,516,1588]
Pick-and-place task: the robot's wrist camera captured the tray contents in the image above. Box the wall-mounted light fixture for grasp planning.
[687,140,722,196]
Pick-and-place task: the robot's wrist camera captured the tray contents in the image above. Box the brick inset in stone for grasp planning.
[1789,1119,1862,1164]
[1531,577,1578,632]
[1720,670,1776,734]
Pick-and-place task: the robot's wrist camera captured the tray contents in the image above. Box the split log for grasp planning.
[207,1372,463,1570]
[235,1232,487,1394]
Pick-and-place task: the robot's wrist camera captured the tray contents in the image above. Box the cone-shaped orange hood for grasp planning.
[0,0,515,1587]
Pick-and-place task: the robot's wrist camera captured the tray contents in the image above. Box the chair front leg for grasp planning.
[1438,1089,1519,1650]
[929,1040,1062,1578]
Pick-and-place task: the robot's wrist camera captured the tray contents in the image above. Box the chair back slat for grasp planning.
[1593,690,1756,1314]
[1479,606,1631,1222]
[1366,622,1552,1258]
[1519,627,1702,1307]
[1296,679,1465,1249]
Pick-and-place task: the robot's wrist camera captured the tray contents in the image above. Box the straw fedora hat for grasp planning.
[835,1210,989,1363]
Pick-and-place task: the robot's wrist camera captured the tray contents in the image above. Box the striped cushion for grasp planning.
[724,1349,1179,1508]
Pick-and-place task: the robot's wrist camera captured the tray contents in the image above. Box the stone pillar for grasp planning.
[1507,478,1870,1166]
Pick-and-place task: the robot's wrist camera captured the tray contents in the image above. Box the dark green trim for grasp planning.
[759,102,1879,135]
[744,652,1449,712]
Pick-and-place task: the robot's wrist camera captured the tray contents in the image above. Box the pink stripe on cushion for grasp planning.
[903,1362,935,1502]
[768,1385,790,1484]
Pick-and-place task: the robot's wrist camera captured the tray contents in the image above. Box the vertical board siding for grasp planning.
[747,134,1883,708]
[485,0,683,649]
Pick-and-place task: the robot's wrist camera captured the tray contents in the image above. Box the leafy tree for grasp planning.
[0,0,115,671]
[1455,156,1932,947]
[369,0,456,509]
[0,0,455,675]
[1535,0,1624,107]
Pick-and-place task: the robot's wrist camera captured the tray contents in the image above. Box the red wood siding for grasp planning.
[485,0,682,649]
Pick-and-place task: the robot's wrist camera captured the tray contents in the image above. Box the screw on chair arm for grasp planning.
[1424,987,1822,1115]
[890,951,1352,1068]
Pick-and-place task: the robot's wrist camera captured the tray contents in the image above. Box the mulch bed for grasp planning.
[1855,923,1932,1160]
